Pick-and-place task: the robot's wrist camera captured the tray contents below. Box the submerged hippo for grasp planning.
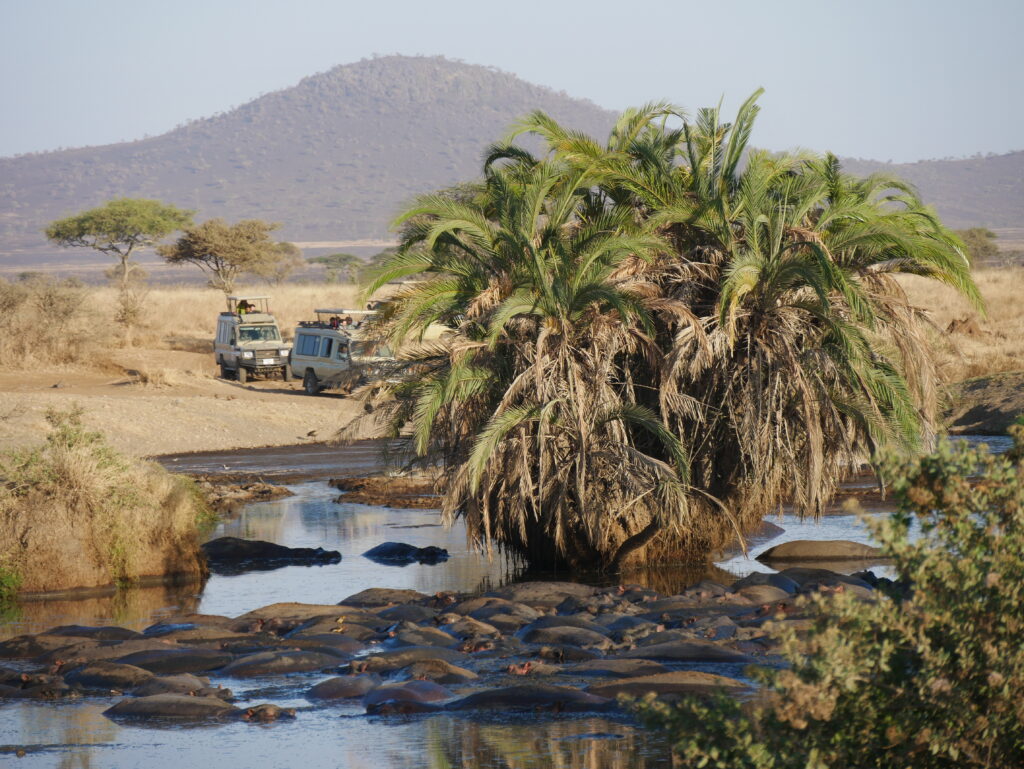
[362,542,449,565]
[202,537,341,573]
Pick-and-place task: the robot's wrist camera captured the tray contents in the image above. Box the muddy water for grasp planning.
[0,434,1009,768]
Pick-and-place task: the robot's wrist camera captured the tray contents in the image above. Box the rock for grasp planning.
[218,650,339,677]
[757,540,884,562]
[201,537,340,573]
[363,680,455,708]
[444,684,615,713]
[63,661,155,691]
[362,542,449,565]
[339,588,430,608]
[618,640,754,663]
[586,671,748,699]
[565,659,671,678]
[306,674,381,701]
[104,693,241,721]
[113,648,233,674]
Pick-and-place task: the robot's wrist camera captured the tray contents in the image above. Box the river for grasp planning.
[0,434,1010,768]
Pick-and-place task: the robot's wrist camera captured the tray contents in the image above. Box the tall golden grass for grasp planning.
[0,409,210,596]
[899,266,1024,381]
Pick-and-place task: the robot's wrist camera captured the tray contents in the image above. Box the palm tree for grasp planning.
[358,94,980,569]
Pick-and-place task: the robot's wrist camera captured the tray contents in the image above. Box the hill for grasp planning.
[0,56,615,258]
[1,55,1022,272]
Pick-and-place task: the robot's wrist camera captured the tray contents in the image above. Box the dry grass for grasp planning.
[899,266,1024,381]
[0,409,209,595]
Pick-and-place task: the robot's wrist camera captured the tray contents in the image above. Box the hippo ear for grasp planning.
[244,708,255,720]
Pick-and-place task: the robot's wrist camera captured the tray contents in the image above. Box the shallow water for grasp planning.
[1,434,1011,767]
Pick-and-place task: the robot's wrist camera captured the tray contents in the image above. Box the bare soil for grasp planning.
[0,349,365,458]
[946,371,1024,434]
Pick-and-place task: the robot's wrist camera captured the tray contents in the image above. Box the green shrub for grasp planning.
[635,427,1024,768]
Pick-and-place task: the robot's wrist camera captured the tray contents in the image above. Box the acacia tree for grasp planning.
[158,218,281,294]
[250,241,304,285]
[308,252,363,283]
[45,198,193,293]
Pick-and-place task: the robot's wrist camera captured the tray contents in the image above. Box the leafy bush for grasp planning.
[635,427,1024,768]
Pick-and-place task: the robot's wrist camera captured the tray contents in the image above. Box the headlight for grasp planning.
[279,349,289,357]
[241,351,254,359]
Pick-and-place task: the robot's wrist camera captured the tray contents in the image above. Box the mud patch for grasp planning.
[329,476,439,508]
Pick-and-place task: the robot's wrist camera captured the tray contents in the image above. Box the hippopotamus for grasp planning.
[201,537,341,574]
[362,542,449,565]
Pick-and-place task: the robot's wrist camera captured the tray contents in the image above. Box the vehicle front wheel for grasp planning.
[237,366,248,384]
[219,362,230,379]
[302,369,319,395]
[281,366,292,382]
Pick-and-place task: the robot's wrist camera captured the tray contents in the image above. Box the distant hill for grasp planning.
[1,55,1022,272]
[0,56,615,257]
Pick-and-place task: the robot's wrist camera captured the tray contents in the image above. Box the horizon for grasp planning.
[2,0,1022,163]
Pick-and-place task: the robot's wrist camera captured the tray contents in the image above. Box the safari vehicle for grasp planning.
[290,308,395,395]
[214,295,292,383]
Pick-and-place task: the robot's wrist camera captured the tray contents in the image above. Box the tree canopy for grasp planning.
[157,218,282,294]
[45,198,193,291]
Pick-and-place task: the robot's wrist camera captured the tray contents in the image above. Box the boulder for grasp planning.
[201,537,340,573]
[362,542,449,565]
[104,693,240,721]
[757,540,884,562]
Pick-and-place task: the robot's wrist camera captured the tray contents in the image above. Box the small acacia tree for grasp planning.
[158,218,281,294]
[250,241,305,285]
[45,198,193,293]
[635,428,1024,768]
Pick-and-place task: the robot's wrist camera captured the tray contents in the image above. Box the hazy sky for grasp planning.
[2,0,1021,161]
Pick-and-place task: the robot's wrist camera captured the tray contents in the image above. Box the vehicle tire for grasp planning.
[219,362,230,380]
[303,369,319,396]
[281,365,292,382]
[237,366,248,384]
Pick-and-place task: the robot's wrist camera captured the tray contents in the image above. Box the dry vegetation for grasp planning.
[0,409,210,598]
[900,266,1024,381]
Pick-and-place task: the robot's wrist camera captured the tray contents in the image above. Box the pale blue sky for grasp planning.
[1,0,1021,161]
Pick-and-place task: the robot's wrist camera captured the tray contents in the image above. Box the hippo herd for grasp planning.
[0,569,892,724]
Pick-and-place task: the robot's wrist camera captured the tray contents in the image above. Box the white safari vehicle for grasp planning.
[289,308,395,395]
[214,295,292,384]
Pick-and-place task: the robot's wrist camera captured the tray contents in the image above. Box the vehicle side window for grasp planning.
[297,334,319,356]
[336,343,349,361]
[320,337,333,358]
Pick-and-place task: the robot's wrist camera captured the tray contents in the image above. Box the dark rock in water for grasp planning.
[104,693,241,721]
[306,673,381,701]
[113,647,233,675]
[63,661,155,691]
[362,542,449,565]
[757,539,884,562]
[201,537,340,574]
[444,684,615,713]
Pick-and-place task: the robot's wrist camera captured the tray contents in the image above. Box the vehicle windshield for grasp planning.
[238,325,281,343]
[351,340,393,358]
